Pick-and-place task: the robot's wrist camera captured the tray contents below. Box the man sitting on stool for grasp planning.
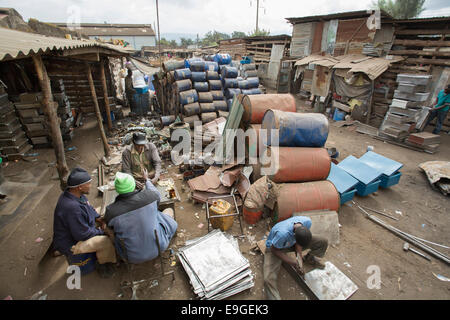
[52,167,117,278]
[122,132,162,190]
[104,170,177,264]
[263,216,328,300]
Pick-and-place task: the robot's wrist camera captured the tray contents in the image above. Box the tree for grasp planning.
[201,30,230,46]
[180,37,194,47]
[169,40,178,48]
[158,37,170,46]
[248,28,270,37]
[374,0,425,19]
[231,31,247,39]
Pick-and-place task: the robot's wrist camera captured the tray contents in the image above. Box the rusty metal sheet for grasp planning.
[312,65,333,97]
[419,161,450,193]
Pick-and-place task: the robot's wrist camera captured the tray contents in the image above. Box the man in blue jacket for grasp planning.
[426,84,450,134]
[263,216,328,300]
[53,167,117,277]
[104,170,177,264]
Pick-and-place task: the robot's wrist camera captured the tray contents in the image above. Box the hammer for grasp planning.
[403,243,431,261]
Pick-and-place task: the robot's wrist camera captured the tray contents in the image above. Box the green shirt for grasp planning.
[434,90,450,112]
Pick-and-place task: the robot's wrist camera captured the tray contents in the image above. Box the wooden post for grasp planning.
[32,55,69,189]
[86,62,111,157]
[366,80,375,124]
[100,60,113,130]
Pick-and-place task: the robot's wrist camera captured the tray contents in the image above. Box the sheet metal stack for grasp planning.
[52,79,74,141]
[14,92,51,148]
[0,87,33,160]
[177,229,254,300]
[379,74,432,141]
[406,132,440,153]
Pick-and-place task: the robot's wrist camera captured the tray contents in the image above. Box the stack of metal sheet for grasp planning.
[177,229,254,300]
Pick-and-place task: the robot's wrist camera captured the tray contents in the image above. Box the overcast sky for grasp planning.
[2,0,450,38]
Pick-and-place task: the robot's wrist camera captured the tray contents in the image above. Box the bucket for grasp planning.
[262,109,329,147]
[333,108,346,121]
[275,181,340,223]
[209,199,234,231]
[241,94,296,126]
[243,206,263,225]
[67,252,97,275]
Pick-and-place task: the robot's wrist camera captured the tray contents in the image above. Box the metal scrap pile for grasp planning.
[177,229,254,300]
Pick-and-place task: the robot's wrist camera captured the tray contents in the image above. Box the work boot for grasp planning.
[304,253,326,270]
[96,262,116,279]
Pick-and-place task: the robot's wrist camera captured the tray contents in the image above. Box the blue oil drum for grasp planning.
[223,78,239,89]
[175,79,192,92]
[214,100,228,112]
[209,80,223,91]
[191,72,207,82]
[198,92,214,103]
[189,61,206,72]
[185,58,203,69]
[179,89,198,105]
[225,88,242,99]
[131,92,150,115]
[174,68,192,81]
[67,253,97,275]
[205,61,219,72]
[262,109,329,147]
[250,88,262,95]
[183,102,201,116]
[200,103,216,113]
[239,80,250,90]
[247,77,260,88]
[206,71,220,80]
[211,90,225,101]
[214,53,232,65]
[194,82,209,92]
[227,98,233,111]
[163,59,185,72]
[222,66,238,79]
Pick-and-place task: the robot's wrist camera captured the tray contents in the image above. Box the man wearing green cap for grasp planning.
[104,169,177,264]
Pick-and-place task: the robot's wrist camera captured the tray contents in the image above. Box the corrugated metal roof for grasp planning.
[286,10,392,24]
[0,27,129,61]
[52,23,155,37]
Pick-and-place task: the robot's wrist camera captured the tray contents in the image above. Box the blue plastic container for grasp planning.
[135,86,149,94]
[67,253,97,275]
[189,61,206,72]
[222,66,238,78]
[223,78,239,89]
[205,61,219,72]
[247,77,260,88]
[194,82,209,92]
[214,53,232,65]
[208,80,223,91]
[174,68,192,81]
[131,92,150,115]
[191,72,207,82]
[262,110,329,147]
[333,108,346,121]
[380,172,402,188]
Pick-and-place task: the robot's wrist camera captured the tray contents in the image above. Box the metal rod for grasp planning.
[356,202,399,221]
[156,0,162,68]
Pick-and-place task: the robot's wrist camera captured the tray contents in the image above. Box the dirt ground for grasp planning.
[0,100,449,301]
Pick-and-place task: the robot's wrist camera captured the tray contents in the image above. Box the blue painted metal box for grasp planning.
[358,151,403,189]
[337,155,383,197]
[380,171,402,188]
[327,163,359,204]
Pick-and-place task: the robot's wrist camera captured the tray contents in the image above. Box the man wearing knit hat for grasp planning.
[52,167,117,278]
[104,169,177,264]
[122,132,162,190]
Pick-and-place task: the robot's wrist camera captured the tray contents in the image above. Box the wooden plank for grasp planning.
[389,49,450,57]
[393,39,450,47]
[395,29,450,35]
[405,58,450,66]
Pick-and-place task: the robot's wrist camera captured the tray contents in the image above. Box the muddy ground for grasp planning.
[0,99,449,301]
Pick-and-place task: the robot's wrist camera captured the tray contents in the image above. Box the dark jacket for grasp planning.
[104,180,177,264]
[53,191,104,257]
